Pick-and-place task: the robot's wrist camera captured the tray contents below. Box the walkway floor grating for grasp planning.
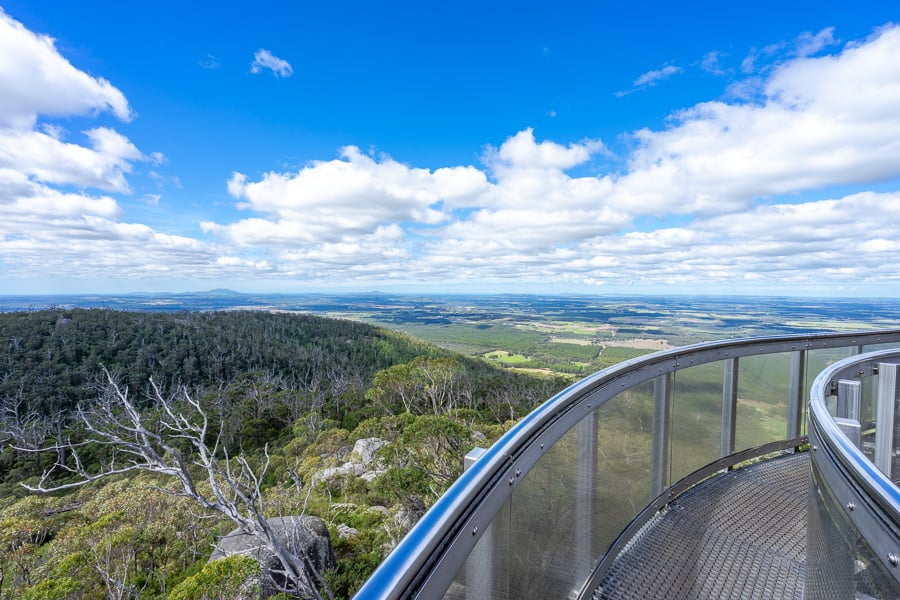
[594,452,809,600]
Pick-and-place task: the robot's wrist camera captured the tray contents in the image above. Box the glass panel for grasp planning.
[871,364,900,481]
[446,383,656,599]
[504,384,655,598]
[735,352,791,450]
[861,342,900,353]
[593,382,654,535]
[670,362,722,482]
[807,347,858,418]
[445,497,512,599]
[507,425,582,598]
[807,460,900,599]
[807,346,857,380]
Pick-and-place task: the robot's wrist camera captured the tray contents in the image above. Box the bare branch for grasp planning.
[19,369,330,598]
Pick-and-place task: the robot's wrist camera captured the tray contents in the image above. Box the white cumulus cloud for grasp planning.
[0,10,222,287]
[199,24,900,291]
[250,49,293,77]
[218,146,489,241]
[614,24,900,217]
[486,128,605,171]
[0,8,132,128]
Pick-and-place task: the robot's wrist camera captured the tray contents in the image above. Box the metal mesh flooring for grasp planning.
[594,452,809,600]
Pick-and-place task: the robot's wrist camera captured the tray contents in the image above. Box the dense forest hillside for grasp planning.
[0,309,430,414]
[0,309,567,599]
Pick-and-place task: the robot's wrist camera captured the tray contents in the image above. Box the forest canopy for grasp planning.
[0,308,567,598]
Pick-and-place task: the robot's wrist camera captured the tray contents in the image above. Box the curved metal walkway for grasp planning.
[594,452,809,600]
[355,331,900,600]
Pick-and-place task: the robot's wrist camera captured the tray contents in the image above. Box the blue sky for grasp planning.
[2,1,900,296]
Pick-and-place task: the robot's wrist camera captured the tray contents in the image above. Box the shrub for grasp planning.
[168,555,260,600]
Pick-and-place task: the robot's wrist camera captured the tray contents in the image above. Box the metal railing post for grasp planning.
[721,358,738,457]
[875,362,899,477]
[834,380,863,448]
[788,350,806,438]
[650,373,673,498]
[464,448,493,599]
[836,380,861,421]
[576,409,598,579]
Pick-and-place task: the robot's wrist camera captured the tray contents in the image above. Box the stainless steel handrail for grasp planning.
[355,330,900,599]
[808,348,900,584]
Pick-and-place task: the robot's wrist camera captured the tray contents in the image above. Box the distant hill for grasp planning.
[184,288,247,297]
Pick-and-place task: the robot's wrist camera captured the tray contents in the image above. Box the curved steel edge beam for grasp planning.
[354,329,900,600]
[809,348,900,523]
[808,416,900,584]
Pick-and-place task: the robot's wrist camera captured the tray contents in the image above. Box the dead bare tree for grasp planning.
[90,533,142,600]
[1,389,57,451]
[19,370,332,600]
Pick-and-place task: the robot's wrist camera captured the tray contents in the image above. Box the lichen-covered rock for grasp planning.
[351,437,387,465]
[210,516,335,598]
[317,437,388,482]
[366,505,390,516]
[337,523,359,540]
[319,462,363,480]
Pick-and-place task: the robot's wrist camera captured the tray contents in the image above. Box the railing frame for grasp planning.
[355,330,900,600]
[809,349,900,582]
[875,362,899,478]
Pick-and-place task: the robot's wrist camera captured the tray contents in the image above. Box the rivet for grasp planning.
[889,552,899,567]
[472,525,478,536]
[846,502,855,511]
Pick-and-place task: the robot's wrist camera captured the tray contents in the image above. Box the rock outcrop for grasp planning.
[210,515,335,598]
[318,437,388,482]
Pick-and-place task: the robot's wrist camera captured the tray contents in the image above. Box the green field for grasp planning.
[484,350,530,364]
[384,320,661,377]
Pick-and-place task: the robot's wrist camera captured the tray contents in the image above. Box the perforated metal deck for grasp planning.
[594,452,809,600]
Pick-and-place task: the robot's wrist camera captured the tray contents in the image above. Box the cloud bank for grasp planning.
[2,10,900,294]
[204,25,900,291]
[0,8,219,284]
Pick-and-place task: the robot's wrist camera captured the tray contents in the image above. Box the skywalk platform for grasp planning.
[355,333,900,600]
[594,452,809,600]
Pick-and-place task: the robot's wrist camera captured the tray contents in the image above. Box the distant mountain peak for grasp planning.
[201,288,245,297]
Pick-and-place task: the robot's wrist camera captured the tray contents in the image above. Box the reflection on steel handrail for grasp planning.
[355,330,900,600]
[807,348,900,595]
